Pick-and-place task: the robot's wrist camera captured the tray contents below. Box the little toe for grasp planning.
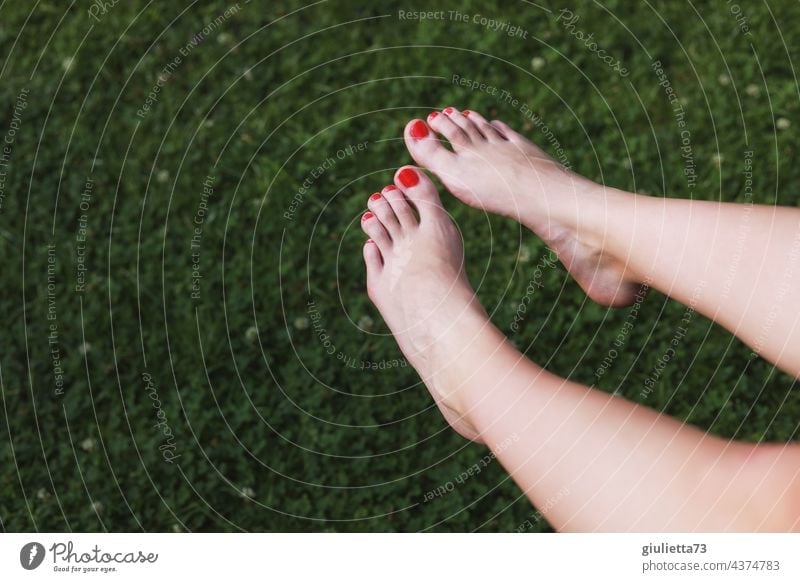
[463,110,505,141]
[381,184,418,229]
[404,118,455,172]
[360,211,392,249]
[493,119,550,158]
[394,166,445,221]
[490,119,531,145]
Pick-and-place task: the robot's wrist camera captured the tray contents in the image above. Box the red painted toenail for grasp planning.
[443,107,454,115]
[428,111,439,121]
[366,239,375,244]
[362,212,374,221]
[397,168,419,187]
[463,110,472,116]
[383,185,397,191]
[370,193,382,201]
[410,120,429,139]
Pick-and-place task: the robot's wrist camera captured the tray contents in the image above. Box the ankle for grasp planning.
[424,301,501,417]
[545,184,634,254]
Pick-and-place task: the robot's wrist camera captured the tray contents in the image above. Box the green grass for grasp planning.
[0,0,798,532]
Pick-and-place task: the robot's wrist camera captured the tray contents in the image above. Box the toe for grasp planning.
[442,106,484,141]
[394,166,444,221]
[490,119,529,144]
[463,110,505,141]
[489,119,514,139]
[403,118,455,171]
[360,211,392,249]
[492,119,549,158]
[491,119,551,160]
[367,192,401,236]
[427,110,471,151]
[381,184,417,229]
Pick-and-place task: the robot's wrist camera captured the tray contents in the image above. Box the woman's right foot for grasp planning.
[403,108,644,308]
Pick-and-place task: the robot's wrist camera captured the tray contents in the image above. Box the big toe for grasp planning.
[393,166,445,221]
[403,118,454,173]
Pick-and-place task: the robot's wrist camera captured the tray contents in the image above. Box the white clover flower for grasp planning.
[245,326,259,342]
[80,437,96,452]
[217,32,234,45]
[745,84,760,97]
[518,246,532,263]
[171,524,182,533]
[62,57,75,72]
[294,317,309,330]
[776,117,791,130]
[718,73,730,86]
[156,169,170,183]
[91,500,104,514]
[531,57,546,71]
[36,488,50,501]
[78,342,91,356]
[240,486,255,499]
[243,68,254,82]
[357,315,374,331]
[711,153,724,166]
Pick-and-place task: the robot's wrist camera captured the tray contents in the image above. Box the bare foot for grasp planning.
[360,166,489,442]
[403,108,644,307]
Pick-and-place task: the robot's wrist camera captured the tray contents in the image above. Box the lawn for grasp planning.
[0,0,798,532]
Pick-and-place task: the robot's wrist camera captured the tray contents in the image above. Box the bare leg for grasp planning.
[361,166,800,532]
[435,299,800,532]
[554,192,800,378]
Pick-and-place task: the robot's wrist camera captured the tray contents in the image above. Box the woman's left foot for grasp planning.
[360,167,489,442]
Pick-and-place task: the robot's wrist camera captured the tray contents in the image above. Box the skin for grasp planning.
[358,110,800,531]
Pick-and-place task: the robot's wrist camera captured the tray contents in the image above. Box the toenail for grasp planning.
[397,168,419,187]
[383,185,397,192]
[366,239,375,244]
[463,110,472,116]
[362,212,374,221]
[370,193,382,201]
[443,107,454,115]
[427,111,439,121]
[410,120,429,139]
